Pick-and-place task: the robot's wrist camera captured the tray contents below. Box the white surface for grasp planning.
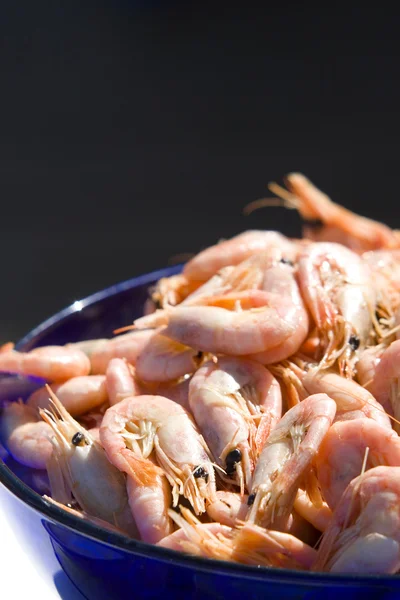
[0,505,85,599]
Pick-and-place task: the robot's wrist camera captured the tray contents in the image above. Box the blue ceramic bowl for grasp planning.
[0,266,399,600]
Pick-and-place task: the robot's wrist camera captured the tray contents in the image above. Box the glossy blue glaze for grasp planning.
[1,266,399,599]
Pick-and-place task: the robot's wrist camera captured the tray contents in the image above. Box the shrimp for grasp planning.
[183,230,297,282]
[316,419,400,510]
[40,388,138,537]
[135,330,204,383]
[100,395,217,515]
[355,345,383,388]
[150,274,201,308]
[285,364,392,429]
[297,242,375,375]
[87,329,157,375]
[206,491,249,527]
[189,357,282,493]
[0,400,53,469]
[164,507,316,569]
[26,375,108,416]
[294,489,332,532]
[313,466,400,573]
[273,173,400,252]
[247,393,336,530]
[369,339,400,430]
[0,346,90,381]
[159,256,309,360]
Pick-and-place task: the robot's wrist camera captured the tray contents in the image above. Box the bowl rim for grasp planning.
[0,265,397,586]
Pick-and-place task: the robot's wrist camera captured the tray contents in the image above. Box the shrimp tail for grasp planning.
[120,449,163,486]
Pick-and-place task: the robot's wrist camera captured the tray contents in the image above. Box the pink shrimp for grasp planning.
[0,346,90,381]
[164,507,316,569]
[156,256,309,360]
[100,395,217,515]
[189,357,282,492]
[369,339,400,429]
[275,173,400,252]
[294,489,332,532]
[183,230,297,282]
[26,375,107,416]
[316,418,400,510]
[247,393,336,530]
[355,345,383,388]
[0,401,53,469]
[297,242,375,374]
[206,491,249,527]
[40,389,138,537]
[313,466,400,573]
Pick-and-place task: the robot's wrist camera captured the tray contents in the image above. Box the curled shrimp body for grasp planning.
[40,389,138,537]
[0,346,90,381]
[189,357,282,492]
[161,258,309,360]
[313,466,400,573]
[355,346,383,388]
[298,242,375,373]
[294,489,332,532]
[206,491,249,527]
[316,418,400,510]
[369,339,400,429]
[27,375,108,416]
[298,368,392,429]
[247,393,336,530]
[0,401,53,469]
[106,358,140,406]
[100,395,216,515]
[183,230,297,282]
[282,173,400,252]
[135,330,203,383]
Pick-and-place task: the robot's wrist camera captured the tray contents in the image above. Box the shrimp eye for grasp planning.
[348,334,360,351]
[304,218,324,230]
[247,493,256,506]
[193,466,209,482]
[280,258,294,266]
[225,448,242,475]
[72,432,87,446]
[153,297,162,310]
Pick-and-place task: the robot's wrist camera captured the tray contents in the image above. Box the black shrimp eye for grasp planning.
[348,334,360,351]
[193,467,209,483]
[225,448,242,475]
[72,432,87,446]
[280,258,294,266]
[304,218,324,230]
[247,493,256,506]
[195,351,204,361]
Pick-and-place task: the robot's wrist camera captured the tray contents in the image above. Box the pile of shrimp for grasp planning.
[3,172,400,574]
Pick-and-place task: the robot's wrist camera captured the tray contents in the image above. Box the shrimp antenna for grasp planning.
[243,182,301,216]
[113,324,136,334]
[360,446,370,477]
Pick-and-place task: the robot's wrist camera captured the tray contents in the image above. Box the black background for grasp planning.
[1,2,400,343]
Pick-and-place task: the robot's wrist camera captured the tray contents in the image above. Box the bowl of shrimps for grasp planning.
[2,173,400,600]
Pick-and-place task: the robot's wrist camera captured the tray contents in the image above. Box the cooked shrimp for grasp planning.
[165,507,316,569]
[183,230,297,282]
[279,173,400,252]
[140,377,191,412]
[0,346,90,381]
[313,466,400,573]
[247,393,336,530]
[27,375,107,416]
[135,330,204,383]
[355,345,383,388]
[105,358,140,406]
[100,395,217,515]
[0,401,53,469]
[126,469,173,543]
[88,329,156,375]
[160,257,309,360]
[150,274,201,308]
[288,365,392,429]
[206,491,249,527]
[40,388,137,537]
[189,357,282,492]
[316,419,400,510]
[298,242,375,375]
[369,339,400,430]
[294,489,332,532]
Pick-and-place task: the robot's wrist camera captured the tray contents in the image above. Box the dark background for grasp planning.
[1,2,399,343]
